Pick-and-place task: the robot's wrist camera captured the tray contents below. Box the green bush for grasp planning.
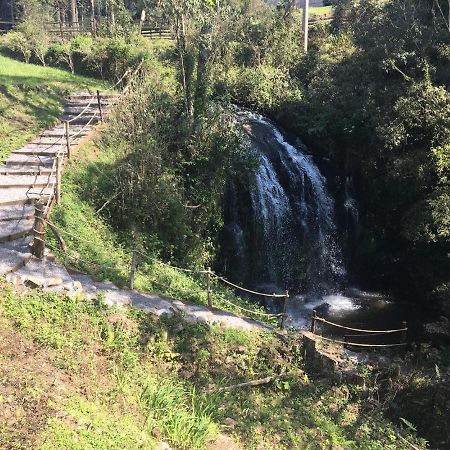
[0,19,49,66]
[215,65,302,111]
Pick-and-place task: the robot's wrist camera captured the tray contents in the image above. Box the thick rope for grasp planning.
[215,276,287,299]
[218,296,284,318]
[314,335,407,348]
[315,316,407,334]
[134,249,207,274]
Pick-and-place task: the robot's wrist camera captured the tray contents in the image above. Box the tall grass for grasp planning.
[139,378,218,449]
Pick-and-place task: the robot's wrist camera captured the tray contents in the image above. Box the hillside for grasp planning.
[0,0,449,448]
[0,283,424,449]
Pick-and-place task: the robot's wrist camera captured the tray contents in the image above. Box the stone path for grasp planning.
[0,94,270,332]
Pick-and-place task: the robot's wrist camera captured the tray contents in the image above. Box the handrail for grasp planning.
[215,276,287,298]
[66,94,97,124]
[315,335,407,348]
[314,316,407,334]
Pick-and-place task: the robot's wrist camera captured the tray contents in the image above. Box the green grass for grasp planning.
[0,54,108,161]
[0,284,426,449]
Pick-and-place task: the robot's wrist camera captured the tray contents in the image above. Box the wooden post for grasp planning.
[64,121,71,159]
[207,267,212,308]
[31,201,46,259]
[310,310,317,334]
[280,290,289,330]
[402,321,407,344]
[96,90,104,123]
[138,9,146,34]
[302,0,309,53]
[130,249,138,289]
[55,155,62,205]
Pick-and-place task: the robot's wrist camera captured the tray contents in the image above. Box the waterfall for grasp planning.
[223,109,346,295]
[344,176,359,235]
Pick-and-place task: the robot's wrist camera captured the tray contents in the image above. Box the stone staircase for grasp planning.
[0,92,119,277]
[0,93,269,331]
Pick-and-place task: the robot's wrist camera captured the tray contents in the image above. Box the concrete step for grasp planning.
[5,154,55,167]
[63,106,107,115]
[31,137,69,145]
[67,93,120,101]
[0,204,35,221]
[0,218,33,243]
[2,234,33,250]
[0,245,32,275]
[39,125,86,137]
[12,145,67,156]
[0,165,53,176]
[60,114,101,125]
[0,187,53,206]
[0,175,54,189]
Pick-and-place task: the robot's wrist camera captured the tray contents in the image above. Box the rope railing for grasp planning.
[33,61,144,219]
[66,94,97,124]
[310,310,408,348]
[314,316,407,334]
[32,218,287,327]
[214,275,287,298]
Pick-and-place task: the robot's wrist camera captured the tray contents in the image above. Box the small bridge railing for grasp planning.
[310,310,408,348]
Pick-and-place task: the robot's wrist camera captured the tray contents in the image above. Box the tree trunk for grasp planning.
[176,14,193,120]
[70,0,78,30]
[90,0,97,36]
[110,0,116,34]
[194,23,211,121]
[10,0,15,23]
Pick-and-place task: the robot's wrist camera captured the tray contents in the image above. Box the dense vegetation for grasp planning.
[6,0,445,309]
[0,283,429,449]
[0,0,450,449]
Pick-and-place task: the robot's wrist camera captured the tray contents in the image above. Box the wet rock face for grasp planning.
[220,109,346,295]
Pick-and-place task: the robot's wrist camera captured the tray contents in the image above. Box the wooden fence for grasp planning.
[310,310,408,348]
[0,19,173,40]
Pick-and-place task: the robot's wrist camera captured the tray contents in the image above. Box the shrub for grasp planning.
[83,36,145,81]
[0,19,49,66]
[215,64,302,111]
[0,30,32,63]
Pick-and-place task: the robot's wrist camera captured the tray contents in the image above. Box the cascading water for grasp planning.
[222,109,346,296]
[221,110,417,332]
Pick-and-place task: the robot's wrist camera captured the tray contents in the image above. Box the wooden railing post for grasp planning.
[280,290,289,330]
[207,267,212,308]
[130,249,138,289]
[310,310,317,334]
[64,121,71,159]
[402,321,408,344]
[96,90,104,123]
[55,155,62,205]
[31,201,46,259]
[138,9,146,34]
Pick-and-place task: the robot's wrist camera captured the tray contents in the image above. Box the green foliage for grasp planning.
[0,19,49,65]
[139,378,217,449]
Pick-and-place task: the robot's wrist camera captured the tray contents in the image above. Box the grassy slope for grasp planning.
[0,284,425,450]
[0,54,108,161]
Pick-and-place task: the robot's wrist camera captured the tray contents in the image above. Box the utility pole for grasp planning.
[302,0,309,52]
